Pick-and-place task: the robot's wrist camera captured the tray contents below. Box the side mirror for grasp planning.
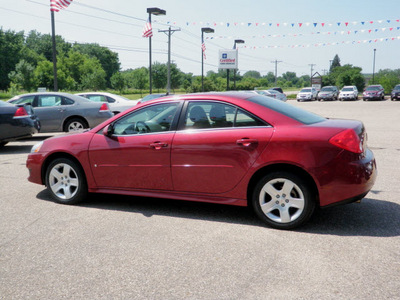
[103,123,114,137]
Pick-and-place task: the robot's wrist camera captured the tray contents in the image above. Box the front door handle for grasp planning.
[150,142,168,150]
[236,138,258,147]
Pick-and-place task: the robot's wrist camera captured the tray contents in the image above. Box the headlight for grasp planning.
[31,141,43,153]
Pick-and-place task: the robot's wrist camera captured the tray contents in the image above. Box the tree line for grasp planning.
[1,28,399,95]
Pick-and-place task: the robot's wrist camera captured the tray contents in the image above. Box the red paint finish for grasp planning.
[27,92,377,212]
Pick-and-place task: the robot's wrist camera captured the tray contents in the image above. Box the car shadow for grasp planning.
[35,189,400,237]
[0,145,34,154]
[0,135,54,155]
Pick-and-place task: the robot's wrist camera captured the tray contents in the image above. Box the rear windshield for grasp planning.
[246,96,326,125]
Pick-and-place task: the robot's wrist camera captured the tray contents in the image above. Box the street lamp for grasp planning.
[201,27,214,92]
[233,39,245,90]
[372,48,376,84]
[147,7,166,94]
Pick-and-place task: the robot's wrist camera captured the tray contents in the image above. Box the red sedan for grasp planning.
[26,92,377,229]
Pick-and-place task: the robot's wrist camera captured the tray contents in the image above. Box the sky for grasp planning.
[1,0,399,77]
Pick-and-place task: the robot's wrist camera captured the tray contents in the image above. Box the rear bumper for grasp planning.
[318,149,377,207]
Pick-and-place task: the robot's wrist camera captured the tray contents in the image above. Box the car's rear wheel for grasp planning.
[252,171,315,229]
[45,158,87,205]
[64,118,87,132]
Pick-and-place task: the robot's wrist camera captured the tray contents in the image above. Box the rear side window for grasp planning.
[246,96,325,125]
[183,101,267,130]
[14,96,35,105]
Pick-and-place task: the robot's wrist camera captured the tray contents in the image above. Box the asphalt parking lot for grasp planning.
[1,99,399,299]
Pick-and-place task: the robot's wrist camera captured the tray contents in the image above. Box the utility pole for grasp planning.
[271,59,282,85]
[308,64,316,86]
[322,69,328,75]
[372,49,376,84]
[159,27,180,94]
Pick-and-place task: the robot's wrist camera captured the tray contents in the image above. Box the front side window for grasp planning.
[112,102,179,135]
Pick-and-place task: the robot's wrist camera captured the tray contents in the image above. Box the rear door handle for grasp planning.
[236,138,258,147]
[150,142,168,150]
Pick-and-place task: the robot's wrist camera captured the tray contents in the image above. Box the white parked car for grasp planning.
[296,87,318,101]
[338,86,359,101]
[77,92,137,115]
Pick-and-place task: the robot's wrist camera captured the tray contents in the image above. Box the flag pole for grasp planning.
[51,10,58,91]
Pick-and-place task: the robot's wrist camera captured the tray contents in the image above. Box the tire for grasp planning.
[45,158,87,205]
[64,118,87,132]
[252,171,315,229]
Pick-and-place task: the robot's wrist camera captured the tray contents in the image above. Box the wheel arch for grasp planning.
[41,152,87,186]
[247,163,319,207]
[62,116,89,132]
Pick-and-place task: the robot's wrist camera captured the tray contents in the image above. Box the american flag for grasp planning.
[50,0,73,12]
[201,38,206,59]
[142,19,153,38]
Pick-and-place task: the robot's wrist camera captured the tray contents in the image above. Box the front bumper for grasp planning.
[363,94,383,100]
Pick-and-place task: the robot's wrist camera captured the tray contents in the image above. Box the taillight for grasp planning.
[13,107,29,118]
[329,129,363,154]
[99,103,110,112]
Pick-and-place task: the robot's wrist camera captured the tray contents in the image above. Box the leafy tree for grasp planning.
[263,72,276,85]
[132,68,148,96]
[152,62,167,92]
[236,77,259,90]
[329,64,365,91]
[8,60,37,91]
[73,43,120,87]
[34,60,54,89]
[282,72,298,86]
[243,70,261,79]
[0,29,24,90]
[110,72,125,93]
[59,50,86,87]
[25,30,71,62]
[330,54,341,72]
[375,69,400,92]
[170,63,184,91]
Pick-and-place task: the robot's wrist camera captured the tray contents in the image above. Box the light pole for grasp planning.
[372,48,376,84]
[201,27,214,92]
[233,39,244,90]
[147,7,166,94]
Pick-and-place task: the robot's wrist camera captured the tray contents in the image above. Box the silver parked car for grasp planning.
[296,87,318,101]
[317,86,339,101]
[76,92,137,115]
[338,86,359,101]
[8,92,113,132]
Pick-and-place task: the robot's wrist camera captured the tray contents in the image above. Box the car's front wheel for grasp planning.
[252,171,315,229]
[45,158,87,205]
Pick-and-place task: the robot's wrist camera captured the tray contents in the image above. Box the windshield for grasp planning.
[366,86,380,91]
[394,85,400,91]
[342,87,353,92]
[321,87,333,92]
[300,88,312,93]
[247,96,325,125]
